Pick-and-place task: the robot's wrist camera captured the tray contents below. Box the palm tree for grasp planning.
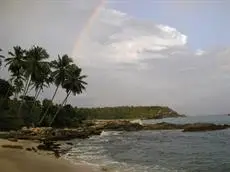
[17,46,49,116]
[4,46,26,100]
[38,54,73,125]
[0,48,4,67]
[49,64,87,126]
[11,75,24,99]
[5,46,25,75]
[29,62,52,115]
[5,46,26,97]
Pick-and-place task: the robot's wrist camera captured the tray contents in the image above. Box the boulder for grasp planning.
[26,147,32,151]
[102,120,143,131]
[143,122,183,130]
[2,144,23,149]
[183,123,230,132]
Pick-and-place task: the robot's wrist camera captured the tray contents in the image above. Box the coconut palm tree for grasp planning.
[5,46,26,99]
[0,48,4,67]
[5,46,25,75]
[29,62,52,115]
[49,64,87,126]
[17,46,49,116]
[38,54,73,125]
[23,46,49,93]
[10,75,24,99]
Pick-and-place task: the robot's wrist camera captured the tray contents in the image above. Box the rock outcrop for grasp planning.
[8,127,102,141]
[3,121,230,142]
[143,122,183,130]
[182,123,229,132]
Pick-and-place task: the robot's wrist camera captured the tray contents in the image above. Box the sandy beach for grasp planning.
[0,139,95,172]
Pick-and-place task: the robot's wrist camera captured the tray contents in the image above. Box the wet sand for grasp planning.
[0,139,95,172]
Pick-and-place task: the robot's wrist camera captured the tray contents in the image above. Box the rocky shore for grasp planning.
[1,120,229,143]
[0,120,229,161]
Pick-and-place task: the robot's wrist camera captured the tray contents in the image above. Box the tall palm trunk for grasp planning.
[17,75,31,117]
[38,85,59,125]
[49,91,71,127]
[29,88,41,116]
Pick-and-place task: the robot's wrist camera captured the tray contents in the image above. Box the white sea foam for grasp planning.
[100,131,122,137]
[63,136,174,172]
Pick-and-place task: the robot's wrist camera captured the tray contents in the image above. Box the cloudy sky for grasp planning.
[1,0,230,115]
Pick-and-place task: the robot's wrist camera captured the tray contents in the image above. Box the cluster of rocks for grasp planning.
[90,120,230,132]
[7,126,102,141]
[1,137,71,158]
[2,121,230,144]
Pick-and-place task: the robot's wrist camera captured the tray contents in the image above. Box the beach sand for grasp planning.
[0,139,95,172]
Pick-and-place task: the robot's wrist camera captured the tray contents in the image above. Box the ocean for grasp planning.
[64,115,230,172]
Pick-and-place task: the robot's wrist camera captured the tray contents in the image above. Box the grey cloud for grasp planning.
[1,0,230,115]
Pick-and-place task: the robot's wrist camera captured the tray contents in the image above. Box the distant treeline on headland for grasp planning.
[77,106,183,120]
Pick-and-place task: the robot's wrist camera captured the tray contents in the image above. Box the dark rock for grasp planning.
[182,123,230,132]
[37,140,58,151]
[101,167,109,171]
[143,122,183,130]
[8,127,102,141]
[66,142,73,145]
[102,120,143,131]
[54,149,61,158]
[2,144,23,149]
[26,147,32,151]
[32,147,37,152]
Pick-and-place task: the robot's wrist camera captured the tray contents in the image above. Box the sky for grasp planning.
[0,0,230,115]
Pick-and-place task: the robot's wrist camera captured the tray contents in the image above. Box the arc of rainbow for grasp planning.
[72,0,106,57]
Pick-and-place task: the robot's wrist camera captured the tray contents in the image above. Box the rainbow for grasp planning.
[72,0,106,57]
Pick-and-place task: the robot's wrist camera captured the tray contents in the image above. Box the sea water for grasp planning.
[64,115,230,172]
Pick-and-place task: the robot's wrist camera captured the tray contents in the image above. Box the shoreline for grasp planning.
[0,139,97,172]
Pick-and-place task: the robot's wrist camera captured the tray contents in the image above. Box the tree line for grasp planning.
[76,106,181,120]
[0,46,87,130]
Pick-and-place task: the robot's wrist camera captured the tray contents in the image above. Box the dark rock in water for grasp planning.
[8,138,18,142]
[2,144,23,149]
[89,120,230,132]
[37,139,63,158]
[102,120,143,131]
[37,140,60,151]
[66,142,73,145]
[143,122,183,130]
[101,167,109,171]
[182,123,229,132]
[54,149,61,158]
[143,122,230,132]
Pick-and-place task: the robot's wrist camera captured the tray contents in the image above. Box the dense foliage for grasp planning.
[0,46,181,131]
[77,106,181,120]
[0,46,87,130]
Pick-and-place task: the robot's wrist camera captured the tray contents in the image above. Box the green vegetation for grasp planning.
[0,46,87,130]
[77,106,181,120]
[0,46,181,131]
